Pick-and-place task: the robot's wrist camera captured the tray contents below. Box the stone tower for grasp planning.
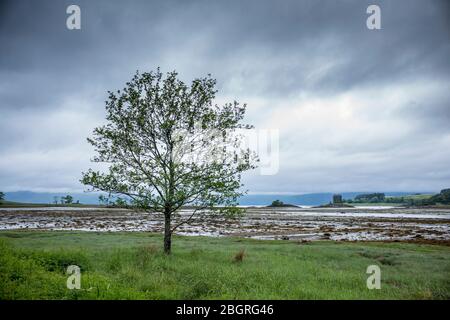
[333,194,342,204]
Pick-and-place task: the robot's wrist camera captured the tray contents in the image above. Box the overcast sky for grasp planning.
[0,0,449,194]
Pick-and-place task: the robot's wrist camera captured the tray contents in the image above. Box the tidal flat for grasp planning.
[1,206,449,242]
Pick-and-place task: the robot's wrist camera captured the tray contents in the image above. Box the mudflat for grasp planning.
[1,206,449,242]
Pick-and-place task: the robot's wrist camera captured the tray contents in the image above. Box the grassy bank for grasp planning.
[0,230,449,300]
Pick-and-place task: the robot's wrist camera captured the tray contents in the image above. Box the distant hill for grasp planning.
[3,191,426,206]
[3,191,103,205]
[237,192,417,206]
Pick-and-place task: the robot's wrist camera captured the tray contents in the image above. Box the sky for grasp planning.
[0,0,449,194]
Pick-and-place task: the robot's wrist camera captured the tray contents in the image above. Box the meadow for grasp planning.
[0,230,449,300]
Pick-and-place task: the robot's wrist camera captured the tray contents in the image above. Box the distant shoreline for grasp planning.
[2,202,450,210]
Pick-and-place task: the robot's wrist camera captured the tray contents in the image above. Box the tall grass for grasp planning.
[0,231,449,299]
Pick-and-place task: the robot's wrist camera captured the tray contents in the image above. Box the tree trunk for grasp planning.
[163,211,172,254]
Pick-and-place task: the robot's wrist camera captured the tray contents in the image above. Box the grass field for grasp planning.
[392,194,434,200]
[0,230,449,300]
[343,194,437,206]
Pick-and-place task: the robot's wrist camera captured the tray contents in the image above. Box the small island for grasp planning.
[266,199,298,208]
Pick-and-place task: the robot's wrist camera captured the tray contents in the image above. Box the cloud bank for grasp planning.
[1,0,449,193]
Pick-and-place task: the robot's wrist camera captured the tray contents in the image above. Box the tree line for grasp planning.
[344,189,450,206]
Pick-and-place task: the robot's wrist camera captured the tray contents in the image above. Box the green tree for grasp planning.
[429,188,450,205]
[0,191,5,203]
[114,197,128,207]
[81,69,258,254]
[270,200,284,207]
[62,195,73,204]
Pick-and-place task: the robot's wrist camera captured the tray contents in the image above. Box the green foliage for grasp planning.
[81,68,258,252]
[429,189,450,205]
[82,69,257,213]
[0,191,4,202]
[0,231,449,300]
[381,190,450,206]
[345,191,450,206]
[61,195,74,204]
[19,249,90,273]
[354,193,385,203]
[0,240,70,299]
[212,206,245,219]
[270,200,285,207]
[113,198,128,207]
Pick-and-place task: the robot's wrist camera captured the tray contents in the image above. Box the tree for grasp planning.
[62,195,73,204]
[0,191,5,203]
[354,193,385,203]
[270,200,284,207]
[81,69,258,254]
[114,197,128,207]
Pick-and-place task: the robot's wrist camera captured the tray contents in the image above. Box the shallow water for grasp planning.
[0,207,449,241]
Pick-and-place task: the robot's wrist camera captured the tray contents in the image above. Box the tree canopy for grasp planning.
[81,69,258,253]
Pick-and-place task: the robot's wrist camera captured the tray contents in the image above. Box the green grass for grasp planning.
[344,194,437,206]
[389,194,434,200]
[0,230,449,300]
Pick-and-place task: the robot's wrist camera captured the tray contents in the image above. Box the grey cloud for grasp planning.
[0,0,449,192]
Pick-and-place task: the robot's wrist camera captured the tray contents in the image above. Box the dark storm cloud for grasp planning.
[1,0,448,108]
[0,0,449,192]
